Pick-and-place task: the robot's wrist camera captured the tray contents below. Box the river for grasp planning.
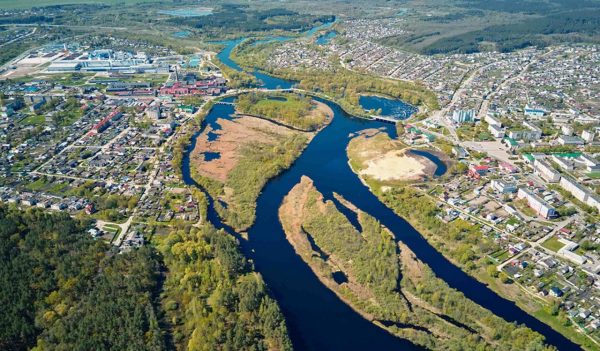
[181,30,582,351]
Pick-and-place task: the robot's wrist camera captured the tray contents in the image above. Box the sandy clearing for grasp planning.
[360,149,436,182]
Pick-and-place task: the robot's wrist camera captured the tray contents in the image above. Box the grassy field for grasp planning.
[20,114,45,126]
[542,235,565,252]
[0,0,162,8]
[587,172,600,179]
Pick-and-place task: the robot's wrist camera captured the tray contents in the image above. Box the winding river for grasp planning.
[181,31,582,350]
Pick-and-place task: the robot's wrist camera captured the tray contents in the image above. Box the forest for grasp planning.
[0,205,163,351]
[155,224,291,351]
[0,204,291,351]
[421,9,600,54]
[165,4,334,36]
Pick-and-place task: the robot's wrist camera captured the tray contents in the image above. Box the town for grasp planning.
[0,36,228,252]
[1,5,600,350]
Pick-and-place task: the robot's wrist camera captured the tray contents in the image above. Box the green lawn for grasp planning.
[20,114,46,126]
[542,236,565,252]
[587,172,600,179]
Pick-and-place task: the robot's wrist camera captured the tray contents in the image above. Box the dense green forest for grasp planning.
[164,4,334,36]
[280,178,556,350]
[420,9,600,54]
[155,224,291,351]
[236,92,328,131]
[0,205,163,351]
[0,204,291,351]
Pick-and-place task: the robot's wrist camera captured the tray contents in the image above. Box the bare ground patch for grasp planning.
[191,116,302,182]
[348,131,437,182]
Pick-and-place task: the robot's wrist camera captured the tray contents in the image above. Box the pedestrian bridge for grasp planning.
[371,115,399,124]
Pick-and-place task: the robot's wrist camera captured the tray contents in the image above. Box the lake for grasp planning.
[316,31,337,45]
[158,8,212,17]
[359,95,418,120]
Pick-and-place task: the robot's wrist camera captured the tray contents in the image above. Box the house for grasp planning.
[491,179,517,193]
[499,162,517,173]
[468,165,489,179]
[549,287,563,297]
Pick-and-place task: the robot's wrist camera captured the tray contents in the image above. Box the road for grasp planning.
[477,48,557,120]
[0,27,36,48]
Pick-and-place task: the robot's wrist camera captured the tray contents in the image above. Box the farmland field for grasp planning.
[0,0,161,9]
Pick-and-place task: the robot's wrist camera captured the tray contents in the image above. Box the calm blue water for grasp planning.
[316,31,337,45]
[359,95,418,120]
[410,149,447,176]
[203,152,220,161]
[158,8,212,17]
[215,39,295,90]
[179,29,582,351]
[172,31,191,38]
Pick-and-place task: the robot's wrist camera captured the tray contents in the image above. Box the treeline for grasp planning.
[166,4,334,35]
[422,9,600,54]
[236,92,327,131]
[0,203,292,351]
[457,0,600,14]
[155,224,291,350]
[274,68,439,114]
[281,180,556,350]
[0,16,53,25]
[0,206,163,351]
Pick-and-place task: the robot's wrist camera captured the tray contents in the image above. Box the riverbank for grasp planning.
[188,97,332,231]
[347,130,441,183]
[235,92,332,132]
[278,175,558,351]
[179,33,584,350]
[345,130,594,350]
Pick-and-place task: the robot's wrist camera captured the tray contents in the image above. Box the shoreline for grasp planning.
[278,177,403,337]
[186,99,333,232]
[345,136,592,351]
